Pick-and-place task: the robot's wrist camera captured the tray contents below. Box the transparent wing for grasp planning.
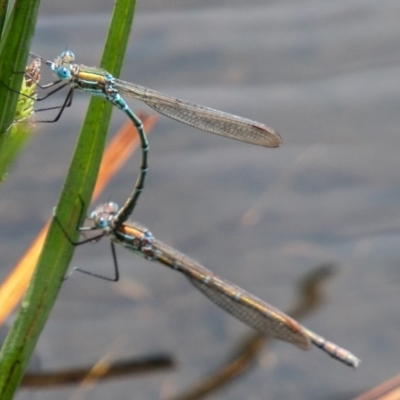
[114,79,282,148]
[150,237,361,367]
[149,237,311,350]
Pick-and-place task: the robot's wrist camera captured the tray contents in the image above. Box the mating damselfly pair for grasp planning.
[28,51,359,368]
[29,50,282,222]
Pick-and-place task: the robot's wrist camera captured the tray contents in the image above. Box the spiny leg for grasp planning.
[67,242,120,282]
[34,88,74,122]
[5,74,74,122]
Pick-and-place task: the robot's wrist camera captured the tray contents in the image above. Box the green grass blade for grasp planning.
[0,0,12,37]
[0,0,137,397]
[0,0,40,134]
[0,60,41,184]
[0,0,41,185]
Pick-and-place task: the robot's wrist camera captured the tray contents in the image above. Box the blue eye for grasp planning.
[56,66,71,80]
[98,218,108,228]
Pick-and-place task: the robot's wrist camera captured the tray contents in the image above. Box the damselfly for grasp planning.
[61,200,360,369]
[30,50,282,224]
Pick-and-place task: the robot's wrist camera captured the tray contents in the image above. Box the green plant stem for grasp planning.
[0,0,137,397]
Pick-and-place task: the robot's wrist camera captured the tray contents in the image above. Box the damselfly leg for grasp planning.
[53,197,120,282]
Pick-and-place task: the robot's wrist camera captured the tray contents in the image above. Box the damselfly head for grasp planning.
[90,202,120,229]
[52,50,75,74]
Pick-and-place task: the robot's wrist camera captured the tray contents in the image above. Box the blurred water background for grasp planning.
[2,0,400,398]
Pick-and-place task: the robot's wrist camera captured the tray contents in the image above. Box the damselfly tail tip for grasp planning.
[325,344,360,369]
[343,353,360,369]
[302,327,360,368]
[351,357,361,369]
[326,346,360,369]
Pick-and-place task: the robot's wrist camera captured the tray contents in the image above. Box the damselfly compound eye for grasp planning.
[56,66,71,80]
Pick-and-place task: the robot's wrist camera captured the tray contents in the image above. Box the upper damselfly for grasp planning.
[30,50,282,224]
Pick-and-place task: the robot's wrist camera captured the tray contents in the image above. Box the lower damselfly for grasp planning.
[29,50,282,225]
[61,200,360,369]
